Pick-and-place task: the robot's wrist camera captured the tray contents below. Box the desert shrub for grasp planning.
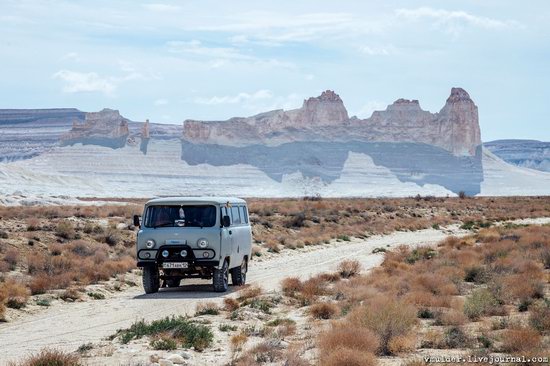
[249,341,283,363]
[115,316,213,351]
[281,277,303,297]
[195,301,220,316]
[444,326,469,348]
[286,212,307,228]
[464,266,488,283]
[223,297,240,312]
[435,309,467,326]
[60,288,81,302]
[310,302,339,319]
[320,347,376,366]
[319,323,378,364]
[11,348,80,366]
[26,218,41,231]
[541,249,550,269]
[300,276,327,304]
[150,335,177,350]
[349,296,417,355]
[501,327,541,352]
[237,285,262,301]
[1,279,29,309]
[265,240,280,253]
[56,220,76,239]
[529,301,550,333]
[230,332,248,356]
[67,240,96,257]
[337,260,361,278]
[219,324,238,332]
[3,249,19,270]
[406,247,436,264]
[388,334,416,354]
[463,288,500,320]
[103,230,120,246]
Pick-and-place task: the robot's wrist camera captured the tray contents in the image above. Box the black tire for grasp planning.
[142,266,160,294]
[213,260,229,292]
[230,258,247,286]
[165,278,181,288]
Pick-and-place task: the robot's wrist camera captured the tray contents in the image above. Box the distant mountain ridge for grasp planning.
[1,89,549,198]
[484,139,550,172]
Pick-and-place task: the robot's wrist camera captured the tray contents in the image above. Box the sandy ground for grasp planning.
[1,217,549,365]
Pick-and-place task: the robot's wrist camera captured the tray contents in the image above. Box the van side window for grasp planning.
[240,206,248,224]
[231,206,241,224]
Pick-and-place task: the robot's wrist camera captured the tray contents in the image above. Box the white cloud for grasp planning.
[358,45,397,56]
[193,90,302,115]
[167,40,254,61]
[142,3,180,12]
[52,70,116,95]
[154,98,169,106]
[60,52,80,62]
[396,7,521,35]
[354,101,387,118]
[194,90,273,105]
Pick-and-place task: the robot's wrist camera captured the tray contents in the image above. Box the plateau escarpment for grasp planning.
[61,108,130,149]
[184,88,481,156]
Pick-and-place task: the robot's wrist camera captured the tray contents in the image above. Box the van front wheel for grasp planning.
[213,261,229,292]
[142,266,160,294]
[231,259,247,286]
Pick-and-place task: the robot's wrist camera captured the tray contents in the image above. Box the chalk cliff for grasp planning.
[183,88,481,156]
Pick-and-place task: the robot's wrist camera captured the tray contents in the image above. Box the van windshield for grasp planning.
[144,205,216,228]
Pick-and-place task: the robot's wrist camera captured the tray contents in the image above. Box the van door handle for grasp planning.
[229,230,232,235]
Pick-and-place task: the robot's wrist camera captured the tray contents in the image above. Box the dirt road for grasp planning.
[1,218,548,364]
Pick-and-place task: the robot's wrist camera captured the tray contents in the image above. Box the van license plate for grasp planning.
[162,262,188,269]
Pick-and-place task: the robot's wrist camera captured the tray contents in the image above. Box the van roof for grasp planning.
[145,196,247,206]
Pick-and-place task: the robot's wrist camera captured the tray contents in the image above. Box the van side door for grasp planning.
[220,206,233,265]
[229,205,242,268]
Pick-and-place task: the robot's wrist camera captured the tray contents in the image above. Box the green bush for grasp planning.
[150,337,177,350]
[114,316,213,351]
[464,288,499,320]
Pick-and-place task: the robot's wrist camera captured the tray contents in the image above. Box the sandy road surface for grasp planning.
[1,218,549,365]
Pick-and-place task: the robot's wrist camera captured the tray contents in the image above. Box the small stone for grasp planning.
[150,354,160,363]
[167,354,185,364]
[179,351,191,359]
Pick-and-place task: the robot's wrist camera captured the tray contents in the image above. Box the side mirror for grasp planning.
[133,215,141,228]
[222,215,231,228]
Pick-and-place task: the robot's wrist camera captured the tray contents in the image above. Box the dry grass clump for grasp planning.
[501,327,541,352]
[223,297,240,312]
[195,301,220,316]
[237,285,263,302]
[281,277,303,297]
[9,348,80,366]
[309,302,339,319]
[0,279,30,310]
[337,260,361,278]
[348,296,418,355]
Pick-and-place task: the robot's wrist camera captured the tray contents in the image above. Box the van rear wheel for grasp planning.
[142,266,160,294]
[231,259,247,286]
[213,261,229,292]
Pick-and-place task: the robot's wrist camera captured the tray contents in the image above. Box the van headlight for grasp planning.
[145,239,156,249]
[197,238,209,248]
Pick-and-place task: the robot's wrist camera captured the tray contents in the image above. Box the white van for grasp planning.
[134,197,252,293]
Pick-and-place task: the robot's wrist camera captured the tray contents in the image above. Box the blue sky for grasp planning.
[1,0,549,141]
